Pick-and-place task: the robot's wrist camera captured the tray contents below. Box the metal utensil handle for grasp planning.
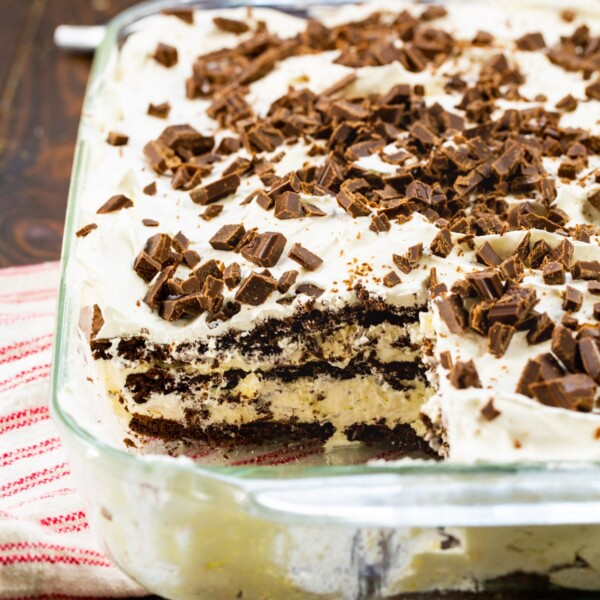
[54,25,107,53]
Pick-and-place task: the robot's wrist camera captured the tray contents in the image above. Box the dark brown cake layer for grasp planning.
[129,414,437,457]
[92,302,424,362]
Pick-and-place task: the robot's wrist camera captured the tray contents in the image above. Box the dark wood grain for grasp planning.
[0,0,139,268]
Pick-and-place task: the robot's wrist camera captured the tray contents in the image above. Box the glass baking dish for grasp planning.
[51,0,600,597]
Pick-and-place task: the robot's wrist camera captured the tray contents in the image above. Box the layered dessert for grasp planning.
[74,0,600,461]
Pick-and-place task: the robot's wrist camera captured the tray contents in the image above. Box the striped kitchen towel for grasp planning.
[0,262,145,599]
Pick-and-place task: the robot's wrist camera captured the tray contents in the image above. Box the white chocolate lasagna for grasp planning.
[75,1,600,461]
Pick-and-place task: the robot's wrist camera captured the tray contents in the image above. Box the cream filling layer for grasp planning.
[127,375,430,434]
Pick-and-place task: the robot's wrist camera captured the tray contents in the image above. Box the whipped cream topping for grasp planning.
[69,0,600,461]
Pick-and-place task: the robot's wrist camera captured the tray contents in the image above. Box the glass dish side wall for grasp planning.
[50,0,600,596]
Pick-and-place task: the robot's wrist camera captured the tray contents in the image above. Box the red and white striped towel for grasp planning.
[0,262,145,599]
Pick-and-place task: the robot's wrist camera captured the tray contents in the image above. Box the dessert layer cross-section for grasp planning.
[74,0,600,461]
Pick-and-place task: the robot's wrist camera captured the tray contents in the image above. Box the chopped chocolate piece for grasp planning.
[240,232,287,268]
[587,189,600,212]
[555,94,578,112]
[406,180,433,204]
[158,125,215,160]
[548,239,573,269]
[558,160,582,180]
[235,271,277,305]
[223,157,252,177]
[148,102,171,119]
[209,224,246,251]
[255,190,273,211]
[563,286,583,313]
[106,131,128,146]
[440,351,453,370]
[488,322,515,358]
[194,259,223,288]
[337,188,371,217]
[515,232,531,263]
[466,270,504,300]
[180,274,200,294]
[97,194,133,214]
[213,16,250,34]
[543,261,565,285]
[369,213,391,234]
[515,32,545,51]
[288,243,323,271]
[190,173,241,205]
[470,301,492,335]
[527,312,555,345]
[589,281,600,295]
[201,204,224,221]
[476,241,502,267]
[133,251,161,282]
[420,5,447,20]
[172,231,189,252]
[223,263,242,289]
[492,143,523,178]
[552,325,579,373]
[202,274,224,297]
[302,202,327,217]
[216,137,242,155]
[407,244,423,265]
[274,192,303,219]
[233,228,257,253]
[143,265,175,309]
[488,287,537,326]
[530,374,596,412]
[171,163,205,190]
[585,81,600,101]
[473,30,494,46]
[321,73,358,97]
[153,43,178,67]
[277,270,298,293]
[142,219,159,227]
[392,254,411,275]
[539,177,557,202]
[295,283,325,298]
[143,182,157,196]
[481,399,501,421]
[436,293,467,334]
[499,256,524,282]
[182,249,200,268]
[517,359,541,397]
[144,233,171,265]
[430,228,453,258]
[528,240,551,269]
[560,9,576,22]
[89,304,104,341]
[572,261,600,281]
[162,8,194,23]
[76,223,97,238]
[579,337,600,383]
[450,359,482,389]
[383,270,402,288]
[562,314,579,331]
[144,141,180,174]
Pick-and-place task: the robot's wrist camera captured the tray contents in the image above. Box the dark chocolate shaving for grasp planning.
[287,243,323,271]
[235,271,277,305]
[97,194,134,214]
[240,231,287,268]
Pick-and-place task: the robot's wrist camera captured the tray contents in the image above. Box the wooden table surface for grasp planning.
[0,0,141,268]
